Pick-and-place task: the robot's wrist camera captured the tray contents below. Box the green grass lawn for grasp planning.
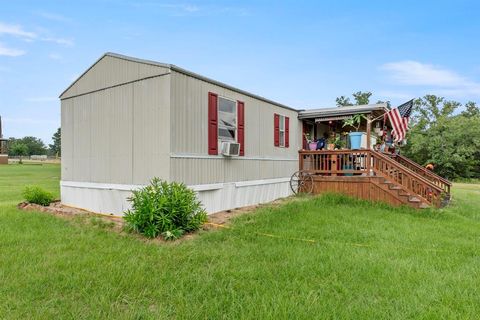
[1,164,480,319]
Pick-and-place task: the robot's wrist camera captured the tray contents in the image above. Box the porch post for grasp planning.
[366,115,372,150]
[366,115,372,174]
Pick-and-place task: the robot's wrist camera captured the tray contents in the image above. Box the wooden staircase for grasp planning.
[369,150,450,208]
[370,177,431,209]
[299,149,452,209]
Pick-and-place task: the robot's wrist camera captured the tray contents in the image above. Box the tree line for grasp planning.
[8,128,61,157]
[336,92,480,180]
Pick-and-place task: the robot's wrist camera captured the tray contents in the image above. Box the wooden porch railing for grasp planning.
[370,150,444,207]
[299,150,445,207]
[388,154,451,194]
[299,149,370,176]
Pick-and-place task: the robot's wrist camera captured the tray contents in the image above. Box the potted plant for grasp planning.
[304,133,317,150]
[327,135,336,150]
[374,137,382,151]
[334,135,346,149]
[342,114,367,149]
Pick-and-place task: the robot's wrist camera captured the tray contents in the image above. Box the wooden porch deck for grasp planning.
[298,150,452,208]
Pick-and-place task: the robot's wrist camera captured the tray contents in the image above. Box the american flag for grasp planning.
[387,99,413,142]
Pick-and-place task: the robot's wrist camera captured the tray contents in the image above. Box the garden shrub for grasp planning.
[23,186,55,206]
[124,178,207,240]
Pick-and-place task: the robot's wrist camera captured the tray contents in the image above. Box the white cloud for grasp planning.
[0,21,74,48]
[160,3,200,13]
[381,60,480,97]
[130,2,249,16]
[0,22,36,39]
[41,37,74,47]
[48,53,63,60]
[0,43,25,56]
[35,11,72,23]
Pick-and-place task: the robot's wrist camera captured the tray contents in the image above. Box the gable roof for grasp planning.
[60,52,300,112]
[298,103,389,120]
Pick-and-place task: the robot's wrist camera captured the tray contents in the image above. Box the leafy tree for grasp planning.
[335,96,353,107]
[336,91,372,107]
[403,95,480,179]
[376,100,391,108]
[8,136,47,156]
[10,142,28,164]
[49,128,61,157]
[411,95,460,129]
[352,91,372,105]
[461,101,480,118]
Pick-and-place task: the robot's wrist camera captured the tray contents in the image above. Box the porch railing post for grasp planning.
[299,151,304,171]
[366,116,372,175]
[332,154,337,176]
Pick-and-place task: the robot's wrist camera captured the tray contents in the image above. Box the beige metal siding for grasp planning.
[61,99,74,180]
[132,77,171,184]
[72,94,92,181]
[61,55,169,99]
[170,157,298,185]
[170,70,300,185]
[61,76,171,185]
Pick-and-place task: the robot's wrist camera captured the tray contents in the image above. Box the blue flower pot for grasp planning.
[349,132,363,149]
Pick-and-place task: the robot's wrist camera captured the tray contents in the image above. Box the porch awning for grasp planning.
[298,103,389,120]
[315,115,350,123]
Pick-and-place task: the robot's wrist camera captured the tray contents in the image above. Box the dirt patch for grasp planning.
[17,196,297,241]
[17,201,124,230]
[204,196,295,229]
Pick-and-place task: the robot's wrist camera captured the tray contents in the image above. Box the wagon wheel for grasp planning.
[290,170,314,195]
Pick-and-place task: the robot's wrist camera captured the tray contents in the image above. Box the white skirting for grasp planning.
[60,178,292,216]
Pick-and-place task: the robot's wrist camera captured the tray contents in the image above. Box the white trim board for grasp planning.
[60,177,292,192]
[170,153,298,162]
[61,176,293,215]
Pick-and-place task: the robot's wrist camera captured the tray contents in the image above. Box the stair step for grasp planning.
[419,203,430,209]
[389,185,402,190]
[398,191,410,196]
[409,196,421,203]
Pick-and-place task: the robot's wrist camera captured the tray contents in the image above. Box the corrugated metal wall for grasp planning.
[170,70,301,185]
[61,56,171,185]
[61,55,169,99]
[62,55,301,188]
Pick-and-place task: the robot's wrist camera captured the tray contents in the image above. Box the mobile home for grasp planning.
[60,53,301,214]
[60,53,450,214]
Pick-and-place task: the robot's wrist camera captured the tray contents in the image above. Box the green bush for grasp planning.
[23,186,55,206]
[124,178,207,240]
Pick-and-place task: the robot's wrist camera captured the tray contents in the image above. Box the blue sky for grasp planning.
[1,0,480,144]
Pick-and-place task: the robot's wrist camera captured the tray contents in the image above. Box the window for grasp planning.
[279,115,285,147]
[274,113,289,148]
[218,96,237,141]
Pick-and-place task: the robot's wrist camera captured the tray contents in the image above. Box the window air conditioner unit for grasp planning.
[221,141,240,156]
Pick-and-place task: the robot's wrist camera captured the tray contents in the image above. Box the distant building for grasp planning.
[0,116,8,164]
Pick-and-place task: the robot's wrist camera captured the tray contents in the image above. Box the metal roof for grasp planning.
[60,52,300,112]
[298,103,389,119]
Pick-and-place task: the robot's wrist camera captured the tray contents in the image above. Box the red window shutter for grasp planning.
[285,116,290,148]
[208,92,218,155]
[302,121,308,149]
[237,101,245,156]
[274,113,280,146]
